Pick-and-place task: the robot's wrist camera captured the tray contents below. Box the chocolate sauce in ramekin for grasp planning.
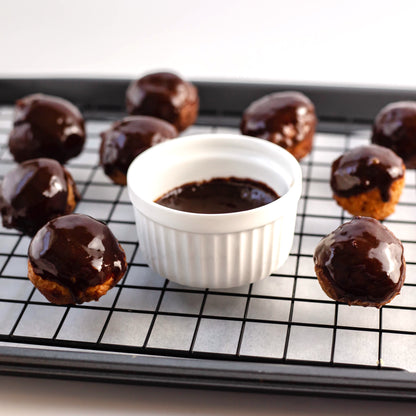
[155,176,279,214]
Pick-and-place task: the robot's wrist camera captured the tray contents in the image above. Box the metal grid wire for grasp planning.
[1,105,416,373]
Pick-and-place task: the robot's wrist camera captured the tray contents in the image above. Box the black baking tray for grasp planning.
[1,78,416,400]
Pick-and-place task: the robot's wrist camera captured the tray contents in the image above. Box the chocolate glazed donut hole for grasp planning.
[314,217,405,308]
[8,93,86,164]
[126,72,199,132]
[28,214,127,305]
[240,91,317,160]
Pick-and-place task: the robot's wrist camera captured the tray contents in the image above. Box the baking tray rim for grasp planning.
[1,344,416,400]
[1,77,416,399]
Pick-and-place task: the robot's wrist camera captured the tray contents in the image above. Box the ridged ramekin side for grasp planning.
[134,209,296,288]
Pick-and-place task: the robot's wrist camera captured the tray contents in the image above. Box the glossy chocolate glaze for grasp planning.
[0,158,80,236]
[371,101,416,169]
[314,217,405,306]
[9,93,86,164]
[100,116,177,183]
[240,91,316,149]
[125,72,199,131]
[331,144,404,202]
[155,177,279,214]
[28,214,127,304]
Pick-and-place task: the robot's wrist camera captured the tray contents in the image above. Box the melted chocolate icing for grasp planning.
[8,94,86,164]
[155,177,279,214]
[125,72,198,131]
[331,144,404,202]
[28,214,127,304]
[0,158,80,236]
[371,101,416,168]
[240,91,316,149]
[100,116,177,182]
[314,217,405,306]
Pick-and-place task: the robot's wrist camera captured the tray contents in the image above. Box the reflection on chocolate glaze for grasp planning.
[8,93,85,163]
[240,91,316,150]
[155,177,279,214]
[371,101,416,169]
[28,214,127,304]
[330,144,404,202]
[125,72,199,132]
[100,115,177,184]
[313,217,405,306]
[0,158,80,235]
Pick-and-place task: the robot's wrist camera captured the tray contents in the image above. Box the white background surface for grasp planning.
[1,0,416,89]
[1,0,416,414]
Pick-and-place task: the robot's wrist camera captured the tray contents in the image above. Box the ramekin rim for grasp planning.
[127,133,302,232]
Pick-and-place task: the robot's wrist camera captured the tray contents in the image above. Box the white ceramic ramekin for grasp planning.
[127,134,302,288]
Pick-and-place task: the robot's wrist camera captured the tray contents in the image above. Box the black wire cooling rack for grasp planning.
[1,79,416,399]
